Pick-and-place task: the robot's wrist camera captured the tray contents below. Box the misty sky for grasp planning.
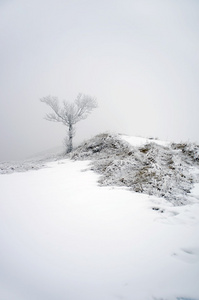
[0,0,199,161]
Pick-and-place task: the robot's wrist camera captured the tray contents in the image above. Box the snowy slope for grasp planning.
[71,133,199,205]
[0,154,199,300]
[121,134,170,147]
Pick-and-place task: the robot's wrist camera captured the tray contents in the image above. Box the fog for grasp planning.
[0,0,199,161]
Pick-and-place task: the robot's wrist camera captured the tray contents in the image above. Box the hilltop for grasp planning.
[71,133,199,205]
[1,133,199,206]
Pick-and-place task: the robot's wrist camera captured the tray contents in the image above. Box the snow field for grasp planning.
[0,159,199,300]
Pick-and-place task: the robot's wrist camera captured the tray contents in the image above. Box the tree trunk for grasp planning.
[67,123,73,153]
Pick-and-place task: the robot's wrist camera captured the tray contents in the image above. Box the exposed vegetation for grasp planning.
[71,133,199,205]
[1,133,199,205]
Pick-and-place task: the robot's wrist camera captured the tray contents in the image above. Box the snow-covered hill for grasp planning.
[0,134,199,300]
[71,133,199,205]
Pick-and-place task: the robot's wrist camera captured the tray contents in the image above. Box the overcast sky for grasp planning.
[0,0,199,161]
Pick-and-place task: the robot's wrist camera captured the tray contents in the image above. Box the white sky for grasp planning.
[0,0,199,161]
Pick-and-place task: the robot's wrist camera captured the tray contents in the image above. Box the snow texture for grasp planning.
[0,157,199,300]
[71,133,199,205]
[0,149,65,174]
[1,133,199,205]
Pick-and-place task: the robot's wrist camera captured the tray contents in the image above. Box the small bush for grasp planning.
[71,133,198,205]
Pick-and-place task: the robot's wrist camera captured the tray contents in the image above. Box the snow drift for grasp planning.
[71,133,199,205]
[0,133,199,300]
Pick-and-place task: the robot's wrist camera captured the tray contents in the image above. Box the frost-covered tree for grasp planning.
[40,93,97,153]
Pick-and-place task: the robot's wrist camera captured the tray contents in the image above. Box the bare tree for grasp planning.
[40,93,98,153]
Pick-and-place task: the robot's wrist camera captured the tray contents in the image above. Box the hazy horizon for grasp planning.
[1,0,199,161]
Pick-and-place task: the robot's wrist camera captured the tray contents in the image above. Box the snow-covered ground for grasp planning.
[0,152,199,300]
[121,134,170,147]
